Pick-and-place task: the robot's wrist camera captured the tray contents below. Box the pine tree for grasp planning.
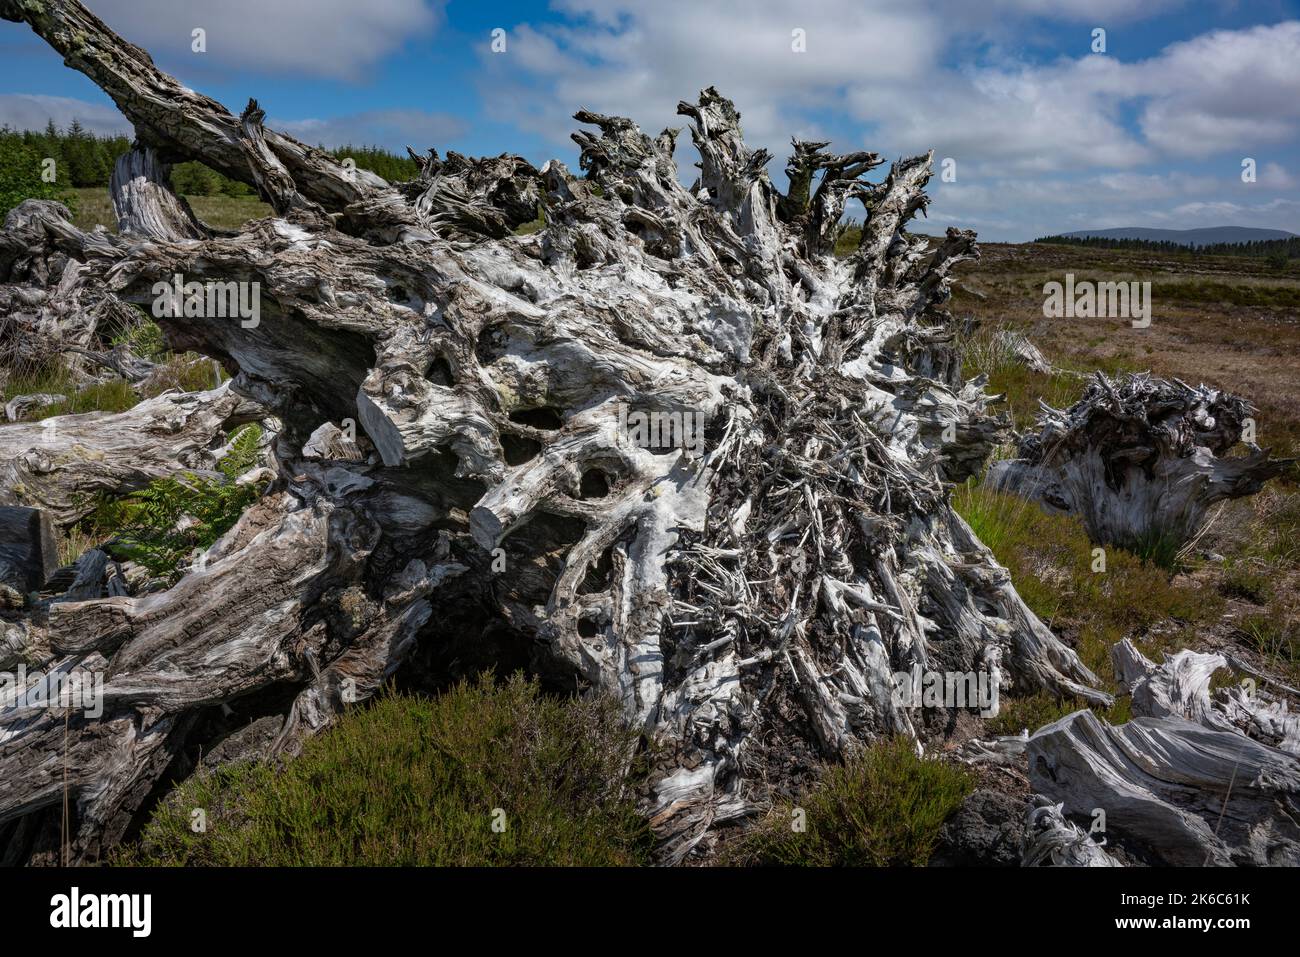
[63,118,94,186]
[0,135,61,215]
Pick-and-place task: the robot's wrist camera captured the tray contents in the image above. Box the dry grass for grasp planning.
[69,186,269,233]
[954,242,1300,463]
[954,242,1300,730]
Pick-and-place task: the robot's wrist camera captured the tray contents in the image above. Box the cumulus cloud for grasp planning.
[976,0,1185,21]
[1132,23,1300,156]
[854,56,1152,173]
[479,3,1300,172]
[477,0,942,159]
[860,22,1300,171]
[86,0,443,79]
[4,0,1291,240]
[474,3,1298,238]
[1148,197,1300,232]
[1259,162,1297,190]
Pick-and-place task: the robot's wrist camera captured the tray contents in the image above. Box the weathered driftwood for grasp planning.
[958,728,1028,766]
[955,639,1300,865]
[993,330,1051,375]
[1112,638,1300,756]
[1021,795,1121,867]
[110,145,209,243]
[0,382,264,526]
[0,507,58,605]
[0,0,1117,864]
[0,197,143,385]
[47,548,128,604]
[302,421,364,462]
[4,393,65,422]
[1026,641,1300,866]
[989,372,1290,553]
[63,343,158,386]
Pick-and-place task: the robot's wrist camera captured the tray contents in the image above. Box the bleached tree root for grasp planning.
[1,198,144,383]
[1025,641,1300,866]
[956,639,1300,865]
[1,471,467,862]
[1021,796,1122,867]
[989,372,1291,553]
[0,0,1116,864]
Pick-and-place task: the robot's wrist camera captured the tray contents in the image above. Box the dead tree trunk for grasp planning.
[0,0,1110,863]
[961,636,1300,865]
[1,199,143,384]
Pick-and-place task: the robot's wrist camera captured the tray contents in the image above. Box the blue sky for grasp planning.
[1,0,1297,241]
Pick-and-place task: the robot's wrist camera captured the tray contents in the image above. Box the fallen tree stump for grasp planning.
[0,0,1154,865]
[989,372,1290,555]
[1025,641,1300,866]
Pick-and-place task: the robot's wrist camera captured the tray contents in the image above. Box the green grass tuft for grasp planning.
[1219,560,1275,604]
[1120,526,1189,572]
[953,480,1223,724]
[732,737,973,866]
[66,186,269,233]
[1237,615,1300,683]
[118,675,653,866]
[1,368,140,419]
[513,204,545,235]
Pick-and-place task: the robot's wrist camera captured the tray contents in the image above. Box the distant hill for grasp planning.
[1034,228,1299,261]
[1060,226,1297,247]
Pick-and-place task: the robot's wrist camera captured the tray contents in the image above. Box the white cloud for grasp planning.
[923,162,1299,240]
[85,0,443,80]
[1260,162,1297,190]
[1140,104,1296,157]
[478,0,943,159]
[1148,197,1300,232]
[473,8,1299,240]
[1133,22,1300,156]
[9,1,1290,242]
[0,93,129,137]
[481,4,1300,178]
[856,21,1300,172]
[855,56,1152,173]
[1092,170,1221,198]
[977,0,1184,21]
[481,2,1251,165]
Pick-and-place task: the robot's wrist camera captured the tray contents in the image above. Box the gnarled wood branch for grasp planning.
[0,381,264,526]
